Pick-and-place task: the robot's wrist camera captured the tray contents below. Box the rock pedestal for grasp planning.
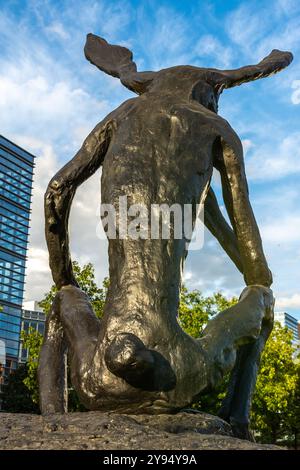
[0,411,281,450]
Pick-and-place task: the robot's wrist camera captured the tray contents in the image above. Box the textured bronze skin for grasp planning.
[38,34,292,439]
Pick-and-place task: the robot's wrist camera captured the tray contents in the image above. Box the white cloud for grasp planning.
[24,252,52,302]
[276,0,300,14]
[195,34,233,68]
[242,139,254,156]
[45,22,70,40]
[26,248,50,275]
[0,3,129,303]
[225,1,300,61]
[185,229,244,297]
[261,215,300,243]
[0,62,110,153]
[69,169,109,286]
[246,133,300,181]
[276,293,300,309]
[291,80,300,104]
[136,6,193,69]
[25,0,132,44]
[16,136,109,301]
[223,0,300,103]
[256,17,300,59]
[99,4,131,41]
[225,4,268,55]
[183,271,193,282]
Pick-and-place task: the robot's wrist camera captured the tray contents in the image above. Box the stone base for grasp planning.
[0,411,281,450]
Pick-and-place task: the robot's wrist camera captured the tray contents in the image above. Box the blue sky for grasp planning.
[0,0,299,319]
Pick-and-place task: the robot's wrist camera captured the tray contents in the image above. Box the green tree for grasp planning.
[39,261,109,319]
[251,323,299,445]
[1,363,39,413]
[179,291,300,447]
[286,363,300,449]
[21,327,43,404]
[178,286,237,338]
[178,287,236,414]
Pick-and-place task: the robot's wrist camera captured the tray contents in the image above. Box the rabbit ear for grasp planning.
[84,34,155,94]
[209,49,293,90]
[84,33,137,78]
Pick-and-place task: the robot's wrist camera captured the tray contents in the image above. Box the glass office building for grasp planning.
[0,135,35,375]
[274,311,299,343]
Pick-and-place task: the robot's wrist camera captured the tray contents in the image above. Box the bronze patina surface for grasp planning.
[39,34,293,440]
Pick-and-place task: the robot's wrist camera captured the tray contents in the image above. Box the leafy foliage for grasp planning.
[179,289,300,447]
[21,328,43,404]
[1,363,39,413]
[287,365,300,449]
[38,261,109,319]
[178,288,236,414]
[178,286,237,338]
[251,323,300,446]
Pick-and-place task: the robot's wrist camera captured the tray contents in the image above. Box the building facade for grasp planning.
[0,135,35,375]
[274,311,299,343]
[19,301,46,363]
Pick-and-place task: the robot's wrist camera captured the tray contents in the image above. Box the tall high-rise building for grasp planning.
[274,311,299,343]
[0,135,35,375]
